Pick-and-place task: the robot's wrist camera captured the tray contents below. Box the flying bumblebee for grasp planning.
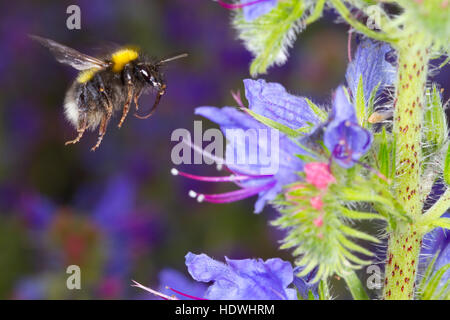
[31,35,187,151]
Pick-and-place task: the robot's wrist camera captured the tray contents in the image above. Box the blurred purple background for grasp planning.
[0,0,448,299]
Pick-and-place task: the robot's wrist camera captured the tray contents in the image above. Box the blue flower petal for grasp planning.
[345,38,396,102]
[159,268,207,300]
[324,86,373,168]
[241,0,278,21]
[195,105,305,213]
[185,252,232,283]
[420,212,450,284]
[185,252,297,300]
[329,86,357,124]
[292,266,319,299]
[244,78,320,129]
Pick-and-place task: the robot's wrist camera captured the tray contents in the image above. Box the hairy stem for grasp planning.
[384,33,431,300]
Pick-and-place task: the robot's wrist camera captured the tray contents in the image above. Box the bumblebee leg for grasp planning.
[65,113,87,146]
[135,85,166,120]
[133,89,143,111]
[91,113,108,152]
[118,84,133,128]
[91,78,113,151]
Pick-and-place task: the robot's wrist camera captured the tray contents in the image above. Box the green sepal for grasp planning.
[241,108,300,138]
[423,84,447,156]
[305,98,327,122]
[340,207,385,221]
[355,75,366,127]
[420,263,450,300]
[232,0,307,76]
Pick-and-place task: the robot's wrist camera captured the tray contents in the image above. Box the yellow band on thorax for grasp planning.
[111,49,139,73]
[77,69,98,83]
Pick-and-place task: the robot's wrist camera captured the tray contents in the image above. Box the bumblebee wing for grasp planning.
[30,35,110,71]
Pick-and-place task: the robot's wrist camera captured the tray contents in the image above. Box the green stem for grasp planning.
[384,33,431,300]
[343,270,369,300]
[329,0,396,43]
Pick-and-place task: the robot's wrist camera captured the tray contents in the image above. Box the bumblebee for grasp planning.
[31,35,187,151]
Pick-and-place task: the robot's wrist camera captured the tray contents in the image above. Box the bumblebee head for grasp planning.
[136,63,164,91]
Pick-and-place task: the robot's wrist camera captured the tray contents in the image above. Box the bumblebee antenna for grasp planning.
[158,53,188,65]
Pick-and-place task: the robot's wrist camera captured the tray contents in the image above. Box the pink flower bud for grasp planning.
[305,162,336,190]
[310,196,323,210]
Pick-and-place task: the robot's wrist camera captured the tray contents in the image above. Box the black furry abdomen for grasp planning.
[64,69,127,130]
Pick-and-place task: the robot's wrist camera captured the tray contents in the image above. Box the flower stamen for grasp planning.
[188,180,276,204]
[131,280,177,300]
[171,168,271,182]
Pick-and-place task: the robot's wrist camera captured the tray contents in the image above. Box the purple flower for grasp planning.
[173,79,315,213]
[324,86,373,168]
[18,192,55,231]
[93,174,158,278]
[217,0,278,21]
[13,276,48,300]
[420,213,450,284]
[185,252,297,300]
[346,38,396,102]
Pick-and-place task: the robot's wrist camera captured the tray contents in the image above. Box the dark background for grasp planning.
[0,0,447,299]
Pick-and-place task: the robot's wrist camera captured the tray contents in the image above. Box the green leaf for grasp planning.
[445,143,450,186]
[318,280,330,300]
[340,225,381,243]
[233,0,307,76]
[242,108,300,138]
[343,271,369,300]
[417,253,439,300]
[355,75,366,127]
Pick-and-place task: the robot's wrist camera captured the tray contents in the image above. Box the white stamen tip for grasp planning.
[216,163,223,171]
[171,168,179,176]
[188,190,197,198]
[197,194,205,203]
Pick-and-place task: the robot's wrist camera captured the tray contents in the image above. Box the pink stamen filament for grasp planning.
[172,168,273,182]
[191,180,276,204]
[167,287,207,300]
[216,0,271,10]
[231,90,246,109]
